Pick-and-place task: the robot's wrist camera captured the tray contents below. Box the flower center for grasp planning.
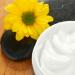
[22,12,35,25]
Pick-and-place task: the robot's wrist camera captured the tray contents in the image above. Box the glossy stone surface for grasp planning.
[1,30,36,61]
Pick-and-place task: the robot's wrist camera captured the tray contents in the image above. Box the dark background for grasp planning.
[44,0,75,24]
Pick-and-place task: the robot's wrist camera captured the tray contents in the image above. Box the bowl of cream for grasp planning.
[32,21,75,75]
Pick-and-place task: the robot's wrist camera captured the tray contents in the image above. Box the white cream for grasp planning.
[32,21,75,75]
[40,30,75,75]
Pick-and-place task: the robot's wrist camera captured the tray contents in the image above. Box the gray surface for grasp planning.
[41,0,75,23]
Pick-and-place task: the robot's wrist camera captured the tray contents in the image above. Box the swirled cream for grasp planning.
[40,30,75,75]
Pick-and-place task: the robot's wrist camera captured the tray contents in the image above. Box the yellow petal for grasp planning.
[35,2,44,16]
[15,0,37,12]
[29,0,38,2]
[11,23,21,32]
[16,31,25,41]
[15,0,38,5]
[33,24,44,35]
[27,25,38,40]
[4,14,20,24]
[19,24,30,37]
[15,0,28,12]
[35,3,49,16]
[34,23,49,34]
[46,16,54,22]
[5,3,22,15]
[4,24,11,30]
[42,4,49,15]
[36,15,54,25]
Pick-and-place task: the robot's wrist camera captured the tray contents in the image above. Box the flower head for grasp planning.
[4,0,53,41]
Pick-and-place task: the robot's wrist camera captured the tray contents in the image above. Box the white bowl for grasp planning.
[32,21,75,75]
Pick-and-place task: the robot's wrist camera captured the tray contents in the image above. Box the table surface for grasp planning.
[0,0,34,75]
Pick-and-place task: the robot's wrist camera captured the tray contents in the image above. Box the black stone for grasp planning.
[40,0,75,24]
[1,30,36,61]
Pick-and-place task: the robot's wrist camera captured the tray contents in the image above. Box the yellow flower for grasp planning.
[4,0,53,41]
